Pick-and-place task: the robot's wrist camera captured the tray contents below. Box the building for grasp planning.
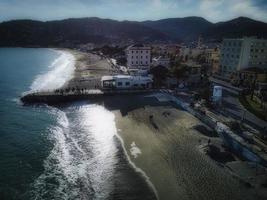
[230,67,267,87]
[206,48,220,74]
[126,44,151,70]
[101,75,153,89]
[152,44,180,56]
[220,37,267,78]
[179,46,204,61]
[152,56,170,68]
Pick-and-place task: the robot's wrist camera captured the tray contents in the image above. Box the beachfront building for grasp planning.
[126,44,151,70]
[220,37,267,78]
[101,75,153,89]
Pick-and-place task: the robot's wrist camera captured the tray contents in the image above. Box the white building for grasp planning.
[220,37,267,77]
[126,44,151,70]
[152,56,170,68]
[101,75,153,89]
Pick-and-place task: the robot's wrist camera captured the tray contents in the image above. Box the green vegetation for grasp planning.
[239,95,267,122]
[169,60,187,79]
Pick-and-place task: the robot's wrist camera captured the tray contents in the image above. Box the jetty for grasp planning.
[20,89,157,105]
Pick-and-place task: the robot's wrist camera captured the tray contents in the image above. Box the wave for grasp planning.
[31,105,118,200]
[29,50,75,92]
[30,104,157,199]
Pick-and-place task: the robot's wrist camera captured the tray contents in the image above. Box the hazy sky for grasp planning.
[0,0,267,22]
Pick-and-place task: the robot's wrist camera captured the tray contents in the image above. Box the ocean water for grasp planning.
[0,48,155,200]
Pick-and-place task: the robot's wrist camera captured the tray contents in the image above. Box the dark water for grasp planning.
[0,48,155,200]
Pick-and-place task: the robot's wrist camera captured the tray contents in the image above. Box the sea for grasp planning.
[0,48,155,200]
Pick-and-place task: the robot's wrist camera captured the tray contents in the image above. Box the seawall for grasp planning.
[165,92,267,167]
[20,89,157,105]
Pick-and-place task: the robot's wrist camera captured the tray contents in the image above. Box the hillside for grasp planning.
[141,17,213,41]
[0,18,169,47]
[0,16,267,47]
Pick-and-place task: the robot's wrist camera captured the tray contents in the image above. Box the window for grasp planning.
[132,51,134,53]
[141,51,143,53]
[136,56,138,59]
[118,82,122,86]
[136,61,138,64]
[133,84,138,87]
[141,56,143,58]
[136,51,138,53]
[132,56,133,58]
[132,61,133,64]
[125,82,130,86]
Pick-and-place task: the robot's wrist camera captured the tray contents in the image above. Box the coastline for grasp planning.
[104,94,266,200]
[39,49,267,199]
[59,48,116,90]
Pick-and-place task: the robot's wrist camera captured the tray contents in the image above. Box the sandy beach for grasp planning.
[99,94,267,200]
[59,49,267,200]
[61,49,117,90]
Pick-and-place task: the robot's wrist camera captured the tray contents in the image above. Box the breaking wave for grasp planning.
[30,50,75,92]
[31,105,118,200]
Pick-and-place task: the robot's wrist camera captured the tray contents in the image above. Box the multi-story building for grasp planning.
[126,44,151,69]
[206,48,220,74]
[220,37,267,77]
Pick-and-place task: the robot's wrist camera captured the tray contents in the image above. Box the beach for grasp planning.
[61,49,117,90]
[96,93,266,200]
[53,49,267,200]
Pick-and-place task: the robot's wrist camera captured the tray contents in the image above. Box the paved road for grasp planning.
[222,90,267,131]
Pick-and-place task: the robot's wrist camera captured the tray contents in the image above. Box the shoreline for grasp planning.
[22,48,267,199]
[114,130,159,200]
[61,49,160,198]
[106,94,267,200]
[51,49,160,198]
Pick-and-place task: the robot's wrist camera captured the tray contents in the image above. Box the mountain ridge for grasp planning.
[0,16,267,47]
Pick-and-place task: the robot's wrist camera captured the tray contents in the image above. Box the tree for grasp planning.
[150,65,169,88]
[170,64,187,80]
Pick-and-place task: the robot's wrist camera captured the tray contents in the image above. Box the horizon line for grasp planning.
[1,15,266,24]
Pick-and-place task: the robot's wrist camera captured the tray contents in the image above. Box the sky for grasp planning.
[0,0,267,23]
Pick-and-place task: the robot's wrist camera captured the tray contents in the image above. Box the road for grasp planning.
[222,90,267,131]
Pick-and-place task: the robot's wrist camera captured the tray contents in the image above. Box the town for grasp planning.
[22,35,267,177]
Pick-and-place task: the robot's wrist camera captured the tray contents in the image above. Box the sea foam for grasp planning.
[30,50,75,92]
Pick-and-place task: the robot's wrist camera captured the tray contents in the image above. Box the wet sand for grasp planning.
[103,94,267,200]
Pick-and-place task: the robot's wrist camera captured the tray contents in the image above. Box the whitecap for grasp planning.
[29,50,75,92]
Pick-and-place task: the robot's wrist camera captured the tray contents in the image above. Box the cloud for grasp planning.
[198,0,267,22]
[0,0,266,22]
[230,0,267,21]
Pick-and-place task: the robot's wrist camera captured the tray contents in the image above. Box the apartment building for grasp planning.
[206,48,220,74]
[220,37,267,77]
[126,44,151,69]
